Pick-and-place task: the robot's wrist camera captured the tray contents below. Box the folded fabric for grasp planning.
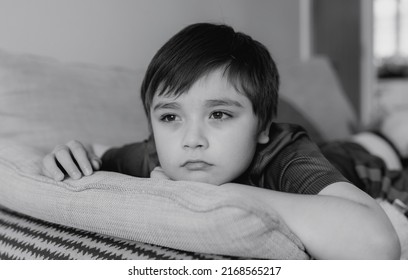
[0,141,309,259]
[3,140,407,259]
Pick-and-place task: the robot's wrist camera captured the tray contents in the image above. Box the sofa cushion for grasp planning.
[0,49,149,152]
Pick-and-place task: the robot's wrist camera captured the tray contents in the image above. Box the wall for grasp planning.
[313,0,362,114]
[0,0,303,70]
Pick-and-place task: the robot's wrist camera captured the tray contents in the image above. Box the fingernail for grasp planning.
[92,159,101,169]
[84,167,92,176]
[72,171,81,179]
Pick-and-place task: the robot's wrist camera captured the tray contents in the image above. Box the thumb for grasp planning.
[89,154,102,170]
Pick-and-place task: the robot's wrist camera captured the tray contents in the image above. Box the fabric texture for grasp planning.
[0,205,232,260]
[0,141,309,259]
[320,140,408,206]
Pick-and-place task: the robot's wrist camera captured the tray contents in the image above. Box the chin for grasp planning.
[175,174,227,186]
[189,177,225,186]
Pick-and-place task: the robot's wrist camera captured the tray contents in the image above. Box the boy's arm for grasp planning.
[221,181,401,259]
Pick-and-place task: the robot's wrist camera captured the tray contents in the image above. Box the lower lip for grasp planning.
[183,162,212,171]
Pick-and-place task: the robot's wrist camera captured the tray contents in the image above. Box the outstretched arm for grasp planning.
[221,181,400,259]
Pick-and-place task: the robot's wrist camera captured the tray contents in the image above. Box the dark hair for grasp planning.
[141,22,279,131]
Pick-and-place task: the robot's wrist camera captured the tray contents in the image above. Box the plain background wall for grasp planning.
[313,0,362,114]
[0,0,303,70]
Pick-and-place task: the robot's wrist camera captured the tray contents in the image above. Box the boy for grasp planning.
[42,23,400,259]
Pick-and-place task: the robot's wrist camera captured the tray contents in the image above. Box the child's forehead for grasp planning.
[155,69,244,99]
[153,72,248,105]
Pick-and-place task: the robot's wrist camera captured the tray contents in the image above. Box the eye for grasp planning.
[210,111,232,120]
[160,114,179,122]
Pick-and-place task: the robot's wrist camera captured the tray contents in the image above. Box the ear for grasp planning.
[257,121,272,144]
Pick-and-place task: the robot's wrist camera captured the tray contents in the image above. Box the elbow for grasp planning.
[355,199,401,259]
[352,205,401,259]
[367,224,401,259]
[379,231,401,259]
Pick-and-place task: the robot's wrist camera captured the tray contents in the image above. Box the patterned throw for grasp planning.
[0,206,231,260]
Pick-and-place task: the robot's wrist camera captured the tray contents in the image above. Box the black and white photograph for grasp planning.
[0,0,407,278]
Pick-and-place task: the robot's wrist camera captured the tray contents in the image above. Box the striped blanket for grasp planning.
[0,205,231,260]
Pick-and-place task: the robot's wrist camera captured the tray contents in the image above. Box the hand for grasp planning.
[150,166,171,180]
[42,140,102,181]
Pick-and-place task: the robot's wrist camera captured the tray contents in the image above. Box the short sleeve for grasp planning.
[270,135,349,194]
[254,123,349,194]
[101,136,158,177]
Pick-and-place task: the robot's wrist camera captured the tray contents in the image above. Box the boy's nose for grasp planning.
[182,123,209,149]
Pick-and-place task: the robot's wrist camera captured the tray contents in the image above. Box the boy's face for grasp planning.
[150,69,270,185]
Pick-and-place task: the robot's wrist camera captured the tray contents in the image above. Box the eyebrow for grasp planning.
[152,102,181,112]
[152,98,244,112]
[205,99,244,108]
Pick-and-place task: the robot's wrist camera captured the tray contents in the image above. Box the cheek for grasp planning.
[151,123,176,164]
[214,127,258,165]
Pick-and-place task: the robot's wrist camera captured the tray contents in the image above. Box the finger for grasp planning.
[89,155,102,170]
[54,146,82,180]
[66,140,93,176]
[42,154,65,181]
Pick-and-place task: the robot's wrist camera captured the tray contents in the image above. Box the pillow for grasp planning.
[0,141,309,259]
[0,48,149,152]
[278,57,357,141]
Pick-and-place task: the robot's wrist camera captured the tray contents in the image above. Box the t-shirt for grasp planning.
[101,123,348,194]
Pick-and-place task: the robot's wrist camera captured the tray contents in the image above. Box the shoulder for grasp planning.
[250,122,348,193]
[254,122,314,165]
[265,122,316,159]
[247,123,315,183]
[269,122,308,138]
[266,123,329,171]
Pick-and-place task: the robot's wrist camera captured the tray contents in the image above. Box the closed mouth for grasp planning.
[181,160,213,170]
